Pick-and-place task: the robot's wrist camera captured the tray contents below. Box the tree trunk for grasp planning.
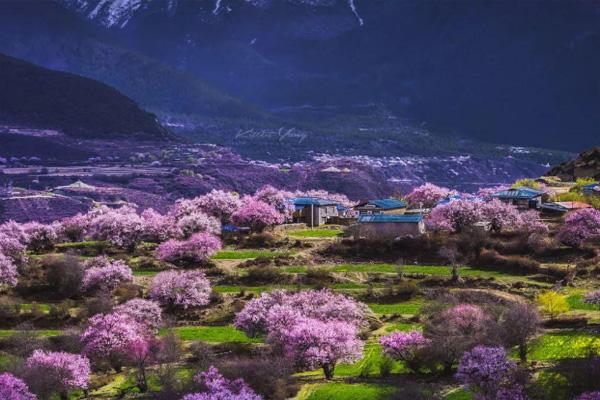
[444,361,453,374]
[519,342,527,363]
[138,367,148,392]
[451,265,459,282]
[323,363,335,380]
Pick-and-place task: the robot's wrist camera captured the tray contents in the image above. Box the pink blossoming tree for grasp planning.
[140,208,177,242]
[428,200,482,233]
[254,185,295,220]
[0,252,18,287]
[148,270,212,309]
[456,345,526,400]
[80,312,143,372]
[81,257,133,293]
[556,208,600,248]
[113,298,163,331]
[0,372,36,400]
[155,232,221,266]
[183,365,262,400]
[231,196,284,232]
[380,330,431,372]
[24,350,90,400]
[171,190,241,224]
[175,212,221,238]
[278,317,363,379]
[234,289,369,337]
[406,183,454,208]
[22,222,59,252]
[87,205,144,250]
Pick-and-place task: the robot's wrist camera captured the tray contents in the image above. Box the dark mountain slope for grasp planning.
[0,53,168,139]
[548,147,600,180]
[0,1,268,127]
[58,0,600,152]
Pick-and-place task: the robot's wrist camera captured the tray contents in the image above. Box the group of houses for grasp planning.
[290,183,600,240]
[290,196,424,240]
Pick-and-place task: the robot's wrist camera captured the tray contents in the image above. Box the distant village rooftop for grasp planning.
[491,186,544,200]
[358,214,423,223]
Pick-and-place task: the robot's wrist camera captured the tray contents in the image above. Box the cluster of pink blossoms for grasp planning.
[406,183,455,208]
[0,252,18,287]
[183,366,262,400]
[155,232,222,265]
[456,345,525,400]
[231,196,285,232]
[578,392,600,400]
[380,330,431,362]
[0,221,29,287]
[80,311,144,367]
[25,350,91,391]
[234,289,369,336]
[148,270,212,308]
[556,208,600,248]
[81,256,133,292]
[0,372,36,400]
[235,289,367,379]
[22,221,59,252]
[442,304,490,334]
[427,198,548,234]
[113,298,163,330]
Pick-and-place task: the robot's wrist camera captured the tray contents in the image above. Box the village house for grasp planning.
[491,187,544,209]
[583,183,600,197]
[292,197,339,227]
[350,214,425,240]
[354,198,407,215]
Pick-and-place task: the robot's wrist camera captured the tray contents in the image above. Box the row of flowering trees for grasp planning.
[408,182,600,248]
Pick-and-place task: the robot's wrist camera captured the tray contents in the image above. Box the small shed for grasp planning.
[292,197,339,227]
[352,214,425,240]
[354,198,407,215]
[541,201,592,214]
[491,187,544,209]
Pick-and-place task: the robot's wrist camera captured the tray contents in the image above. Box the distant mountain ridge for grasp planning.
[55,0,600,153]
[548,147,600,181]
[0,53,168,140]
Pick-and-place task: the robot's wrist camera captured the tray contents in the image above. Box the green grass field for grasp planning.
[295,382,398,400]
[527,331,600,360]
[283,263,521,279]
[212,250,289,259]
[566,292,600,311]
[287,229,343,238]
[0,329,62,337]
[368,300,423,315]
[159,325,262,343]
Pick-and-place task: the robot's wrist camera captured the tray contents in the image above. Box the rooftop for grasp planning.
[356,198,407,210]
[292,197,339,206]
[491,186,544,200]
[358,214,423,223]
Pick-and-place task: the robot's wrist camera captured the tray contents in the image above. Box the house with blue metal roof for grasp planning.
[491,187,544,209]
[291,197,339,227]
[583,183,600,197]
[354,198,407,215]
[352,213,425,239]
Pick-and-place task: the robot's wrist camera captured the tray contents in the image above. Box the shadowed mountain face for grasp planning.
[548,147,600,181]
[0,53,168,140]
[53,0,600,152]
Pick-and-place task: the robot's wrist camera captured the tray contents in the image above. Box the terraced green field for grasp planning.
[212,249,290,259]
[287,228,343,238]
[159,325,262,343]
